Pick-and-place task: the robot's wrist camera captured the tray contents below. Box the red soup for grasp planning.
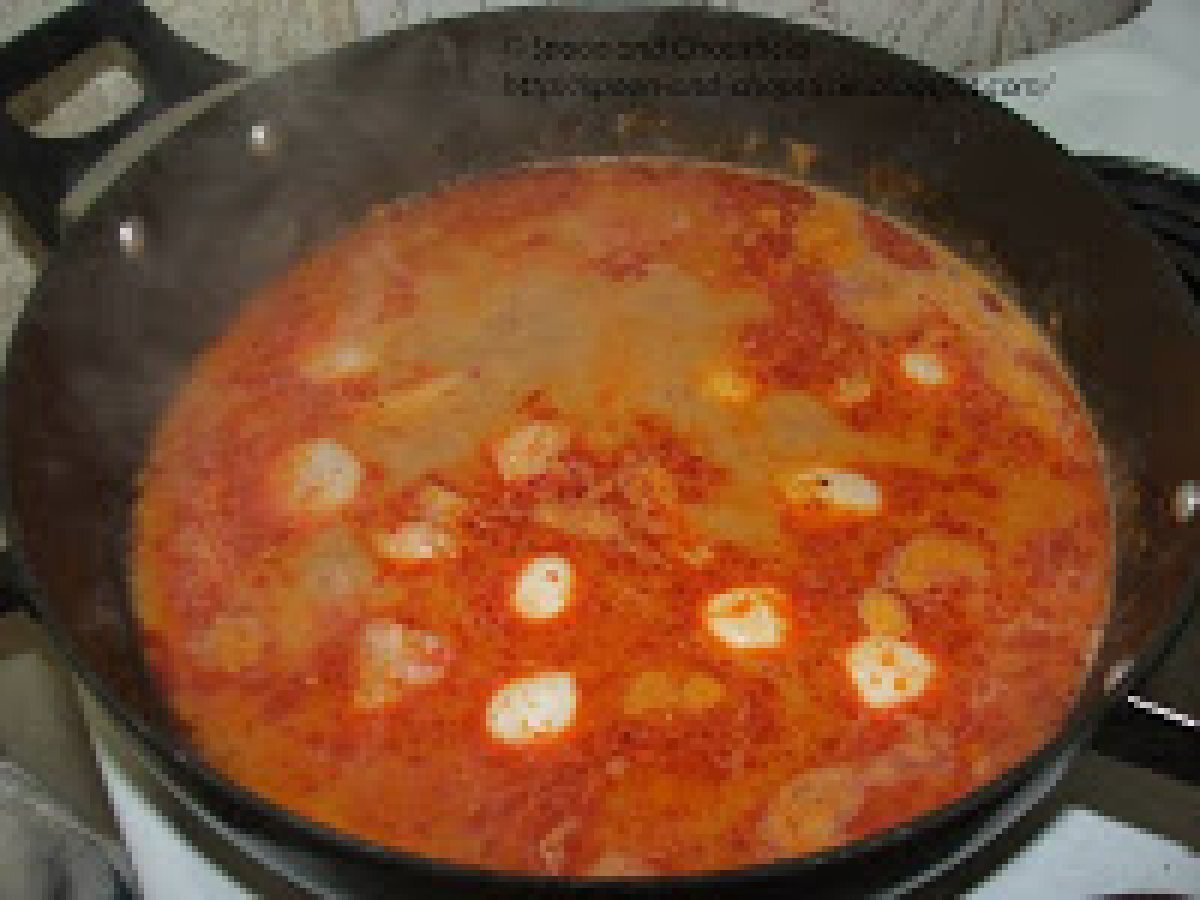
[134,161,1112,877]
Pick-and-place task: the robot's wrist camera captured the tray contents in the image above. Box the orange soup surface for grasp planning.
[134,162,1111,877]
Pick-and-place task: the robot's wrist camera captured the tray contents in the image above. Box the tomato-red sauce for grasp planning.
[134,162,1111,876]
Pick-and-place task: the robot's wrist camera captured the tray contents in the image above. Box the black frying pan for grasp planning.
[1,3,1197,897]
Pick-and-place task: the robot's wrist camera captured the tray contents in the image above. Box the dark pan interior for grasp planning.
[4,7,1199,894]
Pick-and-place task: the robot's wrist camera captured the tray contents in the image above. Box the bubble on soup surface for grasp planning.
[274,438,362,516]
[704,586,789,651]
[901,351,948,386]
[761,766,865,854]
[846,635,934,709]
[778,468,882,517]
[486,672,578,745]
[511,555,575,621]
[494,421,570,482]
[353,621,451,710]
[302,342,377,382]
[371,520,458,566]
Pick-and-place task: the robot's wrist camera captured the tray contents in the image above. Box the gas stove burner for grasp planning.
[1084,156,1200,294]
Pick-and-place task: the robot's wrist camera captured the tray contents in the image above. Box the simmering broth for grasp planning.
[134,162,1111,876]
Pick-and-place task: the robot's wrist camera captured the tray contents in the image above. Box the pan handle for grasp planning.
[0,0,241,247]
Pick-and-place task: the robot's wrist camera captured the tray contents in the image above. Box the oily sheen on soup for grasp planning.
[133,162,1112,877]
